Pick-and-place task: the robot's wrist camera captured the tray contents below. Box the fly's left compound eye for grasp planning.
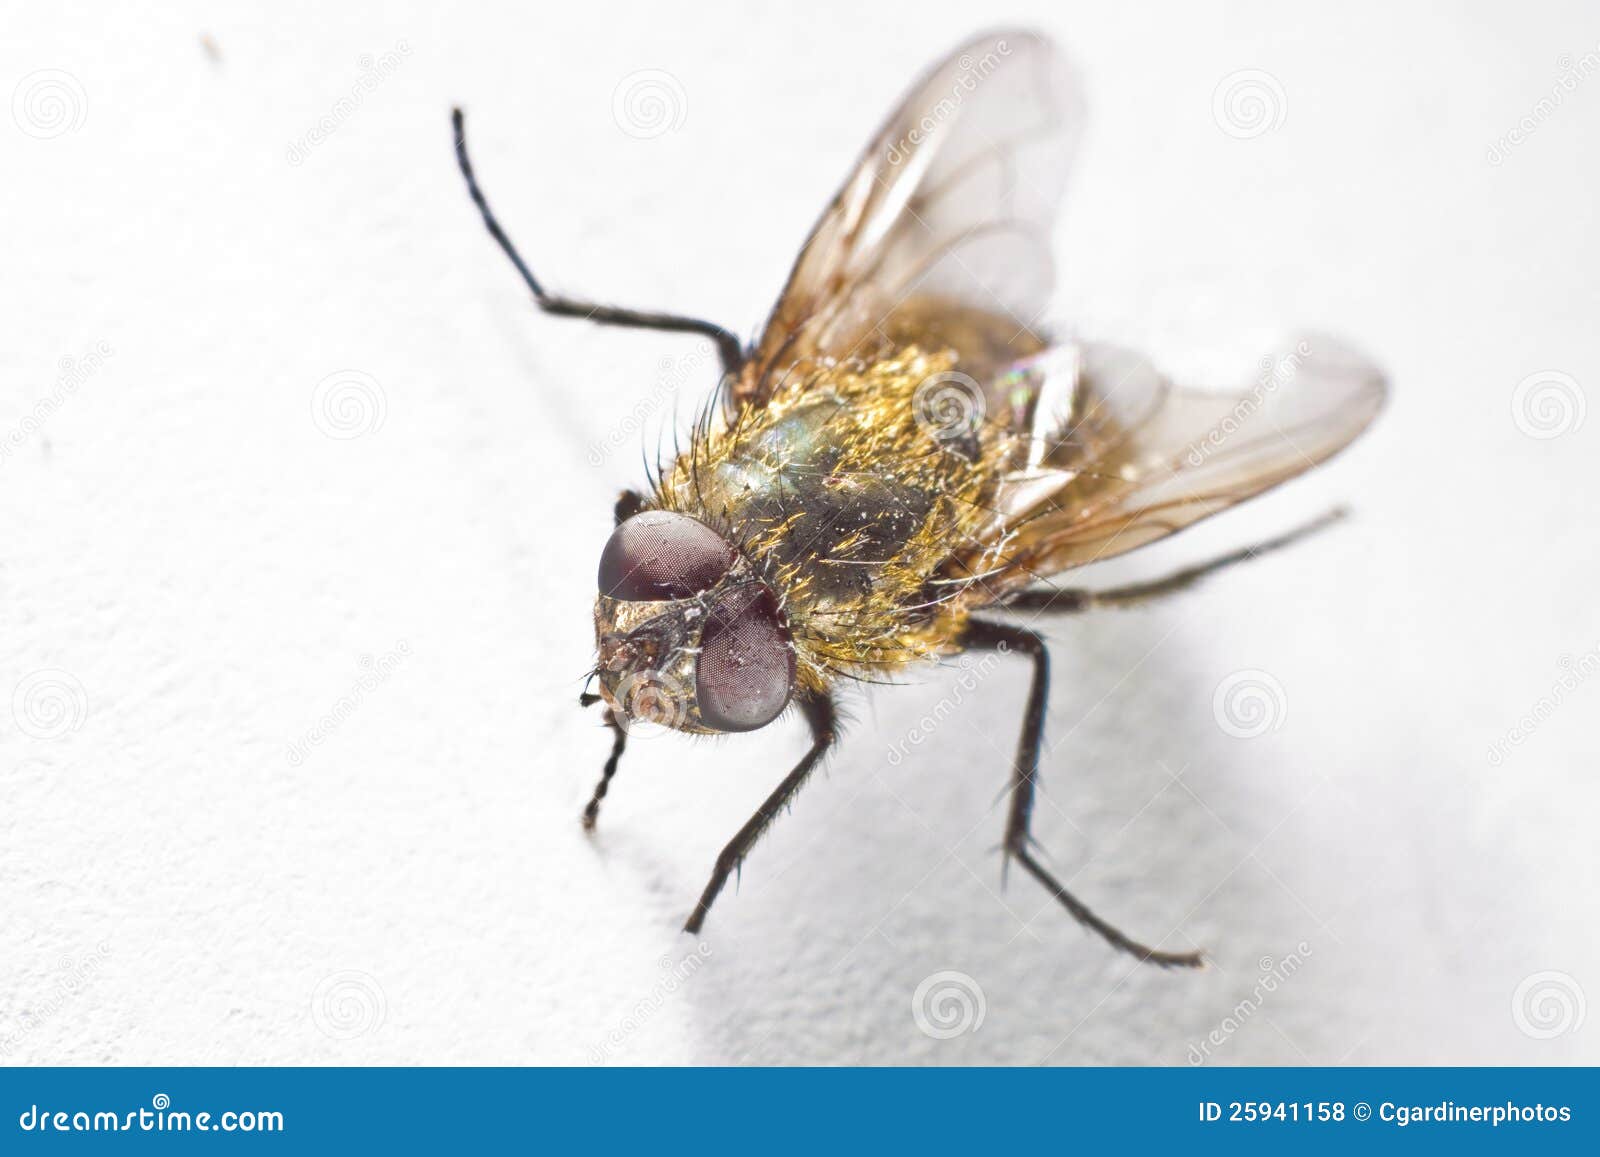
[597,510,736,601]
[695,584,794,733]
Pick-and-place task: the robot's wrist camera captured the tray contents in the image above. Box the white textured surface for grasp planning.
[3,1,1597,1066]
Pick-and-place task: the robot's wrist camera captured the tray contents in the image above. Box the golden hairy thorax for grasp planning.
[656,346,995,690]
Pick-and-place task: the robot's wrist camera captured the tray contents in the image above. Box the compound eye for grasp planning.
[597,511,736,601]
[695,585,794,732]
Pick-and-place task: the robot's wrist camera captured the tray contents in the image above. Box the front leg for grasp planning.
[683,692,837,933]
[580,707,628,831]
[572,489,654,831]
[452,108,745,380]
[960,618,1204,968]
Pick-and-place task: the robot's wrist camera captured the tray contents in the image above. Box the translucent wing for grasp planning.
[950,334,1388,599]
[732,29,1083,407]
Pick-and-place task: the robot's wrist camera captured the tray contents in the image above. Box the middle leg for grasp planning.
[960,618,1204,967]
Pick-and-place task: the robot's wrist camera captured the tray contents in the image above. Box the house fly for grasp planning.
[451,29,1386,966]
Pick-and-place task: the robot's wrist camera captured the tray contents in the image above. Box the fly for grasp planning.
[451,29,1387,967]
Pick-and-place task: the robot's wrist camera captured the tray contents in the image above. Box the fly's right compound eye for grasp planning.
[694,584,795,733]
[597,511,737,601]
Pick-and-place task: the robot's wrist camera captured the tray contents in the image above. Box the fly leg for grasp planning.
[579,707,629,832]
[574,492,649,828]
[959,618,1205,967]
[1001,507,1347,614]
[683,693,837,934]
[452,108,745,380]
